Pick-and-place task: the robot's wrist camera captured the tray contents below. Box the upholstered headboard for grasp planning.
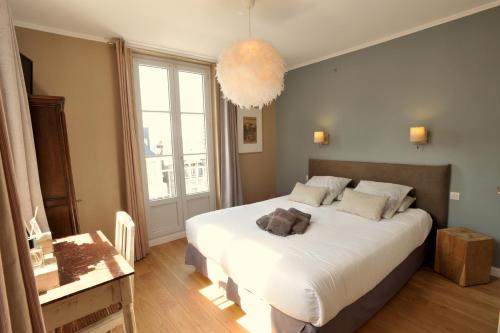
[309,159,451,229]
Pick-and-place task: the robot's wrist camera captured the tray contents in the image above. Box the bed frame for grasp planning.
[308,159,451,230]
[186,159,452,333]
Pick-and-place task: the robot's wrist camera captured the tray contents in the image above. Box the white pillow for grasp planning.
[336,189,346,201]
[336,189,388,221]
[398,196,416,212]
[354,180,412,219]
[288,183,328,207]
[306,176,351,205]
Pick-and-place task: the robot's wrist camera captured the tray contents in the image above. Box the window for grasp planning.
[179,71,209,195]
[135,61,211,201]
[137,65,176,201]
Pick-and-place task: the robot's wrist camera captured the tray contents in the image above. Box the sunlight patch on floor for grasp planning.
[198,283,272,333]
[236,309,272,333]
[198,284,235,310]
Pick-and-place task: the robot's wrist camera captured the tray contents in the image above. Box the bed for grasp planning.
[185,159,451,333]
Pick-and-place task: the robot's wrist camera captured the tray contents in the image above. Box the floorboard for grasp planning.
[131,238,500,333]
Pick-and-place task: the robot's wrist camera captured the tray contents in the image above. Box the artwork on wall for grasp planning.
[237,107,262,153]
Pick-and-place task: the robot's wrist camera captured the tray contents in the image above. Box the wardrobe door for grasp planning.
[29,96,79,238]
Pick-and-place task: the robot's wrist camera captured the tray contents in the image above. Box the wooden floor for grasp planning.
[132,238,500,333]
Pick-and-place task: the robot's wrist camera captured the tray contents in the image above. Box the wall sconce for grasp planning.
[314,131,329,147]
[410,126,428,149]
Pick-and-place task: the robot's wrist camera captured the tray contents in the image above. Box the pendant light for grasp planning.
[216,0,285,109]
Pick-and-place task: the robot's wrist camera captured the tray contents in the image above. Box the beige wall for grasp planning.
[16,27,125,240]
[15,27,278,237]
[239,104,277,203]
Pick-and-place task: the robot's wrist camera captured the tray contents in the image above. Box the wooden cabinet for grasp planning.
[434,227,493,286]
[29,95,80,238]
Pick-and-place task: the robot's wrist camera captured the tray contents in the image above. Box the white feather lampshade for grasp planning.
[216,39,285,109]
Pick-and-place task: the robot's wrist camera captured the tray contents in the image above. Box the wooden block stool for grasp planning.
[434,227,493,286]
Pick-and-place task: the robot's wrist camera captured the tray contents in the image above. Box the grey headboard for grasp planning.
[309,159,451,229]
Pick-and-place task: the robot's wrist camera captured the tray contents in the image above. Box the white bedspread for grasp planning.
[185,196,432,326]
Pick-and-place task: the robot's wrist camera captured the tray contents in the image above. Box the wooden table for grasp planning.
[38,231,136,332]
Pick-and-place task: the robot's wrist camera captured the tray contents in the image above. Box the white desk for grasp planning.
[38,231,136,332]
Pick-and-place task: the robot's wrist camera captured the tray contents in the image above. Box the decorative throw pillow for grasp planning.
[398,196,416,212]
[354,181,412,219]
[306,176,352,205]
[336,189,388,221]
[288,183,328,207]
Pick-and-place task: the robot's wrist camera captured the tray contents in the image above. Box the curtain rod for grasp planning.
[128,46,215,66]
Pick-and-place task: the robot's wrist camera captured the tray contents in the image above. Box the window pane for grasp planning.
[138,65,170,111]
[181,114,206,154]
[184,154,208,194]
[145,156,176,200]
[178,71,204,113]
[142,112,172,156]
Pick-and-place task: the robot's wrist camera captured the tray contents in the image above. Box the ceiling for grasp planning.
[9,0,500,70]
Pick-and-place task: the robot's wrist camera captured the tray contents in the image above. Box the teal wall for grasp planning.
[276,7,500,265]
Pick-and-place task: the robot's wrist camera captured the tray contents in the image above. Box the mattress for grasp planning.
[185,196,432,327]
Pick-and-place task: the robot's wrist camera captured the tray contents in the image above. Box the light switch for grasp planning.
[450,192,460,201]
[497,186,500,195]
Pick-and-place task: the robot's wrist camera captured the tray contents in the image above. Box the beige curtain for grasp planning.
[0,1,47,330]
[211,70,243,209]
[0,0,48,232]
[219,96,244,208]
[113,38,149,261]
[0,140,46,333]
[210,65,222,209]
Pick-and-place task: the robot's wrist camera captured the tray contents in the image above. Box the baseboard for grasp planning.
[491,266,500,278]
[149,231,186,247]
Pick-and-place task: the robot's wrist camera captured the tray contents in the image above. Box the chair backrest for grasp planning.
[115,211,135,267]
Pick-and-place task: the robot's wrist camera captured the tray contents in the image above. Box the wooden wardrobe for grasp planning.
[29,95,80,238]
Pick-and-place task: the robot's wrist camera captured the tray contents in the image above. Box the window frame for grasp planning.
[132,54,215,206]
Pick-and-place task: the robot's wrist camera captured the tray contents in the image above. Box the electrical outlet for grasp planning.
[450,192,460,201]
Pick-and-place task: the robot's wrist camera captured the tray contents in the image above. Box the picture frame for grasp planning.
[237,107,262,153]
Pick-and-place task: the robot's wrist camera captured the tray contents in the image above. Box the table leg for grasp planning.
[120,276,136,333]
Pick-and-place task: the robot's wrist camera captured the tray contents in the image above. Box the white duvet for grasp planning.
[185,196,432,327]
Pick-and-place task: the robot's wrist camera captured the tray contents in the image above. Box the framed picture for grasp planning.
[237,107,262,153]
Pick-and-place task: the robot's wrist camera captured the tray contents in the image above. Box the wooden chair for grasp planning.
[59,212,136,333]
[114,211,135,267]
